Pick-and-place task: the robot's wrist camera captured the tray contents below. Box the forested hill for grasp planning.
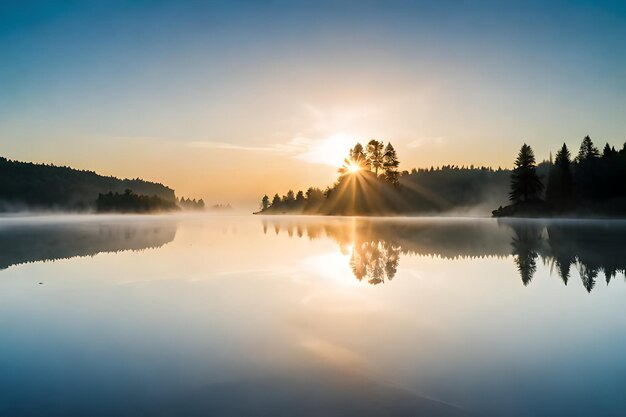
[0,156,176,211]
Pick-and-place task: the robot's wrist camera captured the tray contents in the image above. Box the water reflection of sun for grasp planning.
[300,251,359,287]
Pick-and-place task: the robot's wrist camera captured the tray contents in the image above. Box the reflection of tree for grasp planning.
[266,218,512,285]
[509,222,543,286]
[578,264,598,293]
[545,222,625,292]
[350,241,400,285]
[265,218,626,292]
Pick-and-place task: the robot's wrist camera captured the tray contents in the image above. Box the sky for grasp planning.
[2,0,626,207]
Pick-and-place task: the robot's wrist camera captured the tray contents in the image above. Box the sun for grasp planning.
[339,158,364,176]
[347,163,361,173]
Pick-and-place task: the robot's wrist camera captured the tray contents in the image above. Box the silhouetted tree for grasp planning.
[178,196,205,210]
[383,142,400,187]
[350,143,368,168]
[366,139,385,176]
[546,143,573,203]
[261,194,270,210]
[95,189,178,213]
[602,143,616,159]
[509,144,544,203]
[577,135,599,162]
[296,190,305,206]
[271,193,281,207]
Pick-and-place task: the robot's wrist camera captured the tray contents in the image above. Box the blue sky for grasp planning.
[2,0,626,203]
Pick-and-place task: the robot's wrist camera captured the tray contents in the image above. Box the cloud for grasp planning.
[406,136,446,148]
[186,141,289,152]
[187,133,356,167]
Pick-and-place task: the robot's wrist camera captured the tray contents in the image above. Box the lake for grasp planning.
[1,214,625,417]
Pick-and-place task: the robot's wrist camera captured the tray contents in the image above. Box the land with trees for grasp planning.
[0,156,204,213]
[258,139,538,216]
[259,136,626,218]
[494,136,626,217]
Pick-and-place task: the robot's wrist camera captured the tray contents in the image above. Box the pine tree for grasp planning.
[509,144,544,203]
[366,139,385,175]
[271,193,281,207]
[602,142,617,159]
[577,135,599,162]
[383,142,400,187]
[546,143,573,203]
[261,194,270,210]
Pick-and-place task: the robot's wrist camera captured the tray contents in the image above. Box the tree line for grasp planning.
[258,139,513,215]
[258,134,626,217]
[178,196,205,210]
[495,135,626,216]
[96,190,179,213]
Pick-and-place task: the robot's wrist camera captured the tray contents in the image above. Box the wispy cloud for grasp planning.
[187,134,356,167]
[406,136,446,148]
[186,141,291,153]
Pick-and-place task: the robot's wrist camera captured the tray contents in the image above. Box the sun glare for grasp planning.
[347,163,361,173]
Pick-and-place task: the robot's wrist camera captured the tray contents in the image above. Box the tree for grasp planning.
[509,144,544,203]
[339,143,371,176]
[383,142,400,187]
[546,143,573,203]
[577,135,599,162]
[366,139,385,175]
[296,190,305,204]
[261,194,270,210]
[350,143,368,168]
[271,193,281,207]
[602,142,617,159]
[306,187,323,202]
[511,223,541,286]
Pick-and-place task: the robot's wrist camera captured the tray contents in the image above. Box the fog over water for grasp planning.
[1,214,625,417]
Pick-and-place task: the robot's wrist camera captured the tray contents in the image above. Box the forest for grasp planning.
[494,136,626,217]
[0,156,204,212]
[259,136,626,217]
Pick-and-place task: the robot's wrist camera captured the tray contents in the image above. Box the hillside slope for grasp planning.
[0,156,176,211]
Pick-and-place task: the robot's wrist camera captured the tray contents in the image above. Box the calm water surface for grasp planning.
[1,214,626,417]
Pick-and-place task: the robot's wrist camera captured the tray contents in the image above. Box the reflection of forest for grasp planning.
[263,218,626,292]
[505,220,626,292]
[0,219,178,270]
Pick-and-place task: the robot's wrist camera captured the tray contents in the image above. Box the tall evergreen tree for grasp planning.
[577,135,599,162]
[383,142,400,187]
[271,193,281,207]
[509,144,544,203]
[546,143,573,203]
[602,142,617,159]
[261,195,270,210]
[366,139,385,175]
